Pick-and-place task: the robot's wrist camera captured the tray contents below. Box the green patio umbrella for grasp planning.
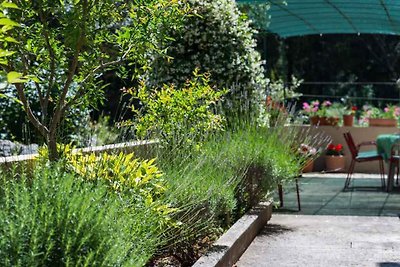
[236,0,400,38]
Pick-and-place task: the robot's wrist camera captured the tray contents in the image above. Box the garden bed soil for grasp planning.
[148,235,217,267]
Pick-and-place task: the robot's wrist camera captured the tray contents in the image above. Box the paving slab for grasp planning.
[236,214,400,266]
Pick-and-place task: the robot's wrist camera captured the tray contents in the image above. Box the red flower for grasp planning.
[326,143,344,156]
[335,144,343,151]
[351,106,357,111]
[327,144,335,150]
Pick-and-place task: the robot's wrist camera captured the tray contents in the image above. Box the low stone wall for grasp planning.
[302,125,396,173]
[193,201,273,267]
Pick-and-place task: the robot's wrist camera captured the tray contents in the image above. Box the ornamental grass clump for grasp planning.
[0,164,162,266]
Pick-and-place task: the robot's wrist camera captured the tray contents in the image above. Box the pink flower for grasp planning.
[322,100,332,107]
[312,107,318,112]
[395,107,400,117]
[384,107,389,113]
[311,100,319,106]
[303,102,311,112]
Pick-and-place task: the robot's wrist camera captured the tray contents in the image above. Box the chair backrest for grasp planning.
[343,132,358,159]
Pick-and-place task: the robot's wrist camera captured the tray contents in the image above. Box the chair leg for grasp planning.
[379,159,386,189]
[295,177,301,211]
[278,184,283,207]
[397,162,399,185]
[344,160,355,189]
[388,161,393,192]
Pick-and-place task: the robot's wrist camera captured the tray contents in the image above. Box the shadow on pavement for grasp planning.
[258,223,293,237]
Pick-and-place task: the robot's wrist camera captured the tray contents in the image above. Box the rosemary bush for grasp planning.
[0,165,162,267]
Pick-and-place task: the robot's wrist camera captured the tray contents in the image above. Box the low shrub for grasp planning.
[65,151,177,230]
[0,164,162,266]
[126,70,227,150]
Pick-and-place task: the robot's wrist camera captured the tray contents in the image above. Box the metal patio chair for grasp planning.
[343,131,385,190]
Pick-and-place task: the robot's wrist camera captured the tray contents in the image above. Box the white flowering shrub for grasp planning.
[148,0,267,119]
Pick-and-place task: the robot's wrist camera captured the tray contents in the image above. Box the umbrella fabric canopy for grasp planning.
[236,0,400,38]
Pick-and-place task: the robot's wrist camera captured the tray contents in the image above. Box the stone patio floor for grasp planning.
[276,173,400,217]
[235,173,400,266]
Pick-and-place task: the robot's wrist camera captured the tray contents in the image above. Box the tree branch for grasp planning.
[49,1,90,135]
[61,44,134,113]
[15,83,49,137]
[38,7,56,119]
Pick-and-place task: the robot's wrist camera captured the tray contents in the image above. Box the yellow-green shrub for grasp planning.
[66,151,176,228]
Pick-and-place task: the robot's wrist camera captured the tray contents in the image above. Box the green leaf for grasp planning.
[1,2,19,9]
[7,71,28,83]
[25,75,40,83]
[0,18,19,27]
[11,96,22,105]
[0,50,14,57]
[4,36,17,43]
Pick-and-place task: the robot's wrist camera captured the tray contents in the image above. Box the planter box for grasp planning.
[310,116,339,126]
[368,118,397,127]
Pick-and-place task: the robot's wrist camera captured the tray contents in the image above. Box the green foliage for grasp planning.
[0,165,162,266]
[67,152,163,194]
[65,151,176,230]
[70,115,122,147]
[2,0,188,159]
[147,0,267,121]
[128,70,227,149]
[0,2,19,68]
[157,118,307,234]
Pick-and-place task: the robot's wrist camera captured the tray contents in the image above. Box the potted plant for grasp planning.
[302,100,320,125]
[343,106,357,127]
[298,143,317,173]
[362,104,400,127]
[325,143,345,172]
[302,100,339,126]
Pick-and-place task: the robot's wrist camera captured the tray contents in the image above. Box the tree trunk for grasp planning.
[48,132,59,161]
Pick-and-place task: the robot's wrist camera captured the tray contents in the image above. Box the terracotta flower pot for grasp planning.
[368,118,397,127]
[325,155,345,172]
[302,160,314,173]
[310,116,320,125]
[343,114,354,127]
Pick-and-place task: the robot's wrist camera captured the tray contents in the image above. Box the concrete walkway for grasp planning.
[235,174,400,266]
[236,214,400,266]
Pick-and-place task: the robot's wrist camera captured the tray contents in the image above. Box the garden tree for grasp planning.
[0,2,19,68]
[147,0,268,122]
[2,0,187,161]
